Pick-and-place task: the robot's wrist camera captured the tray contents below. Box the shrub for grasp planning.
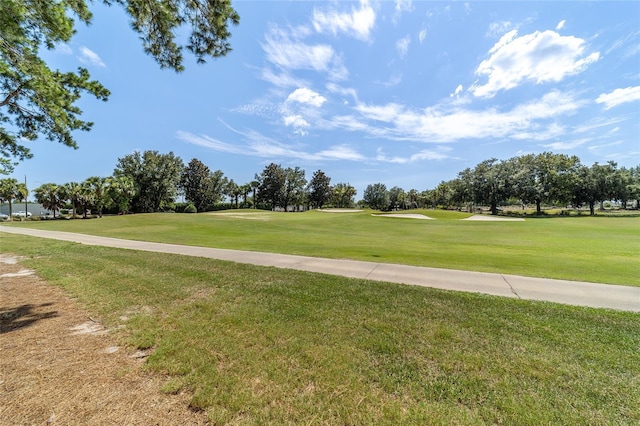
[183,204,197,213]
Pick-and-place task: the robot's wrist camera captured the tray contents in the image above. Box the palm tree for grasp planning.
[0,178,27,219]
[85,176,108,217]
[63,182,82,219]
[33,183,64,218]
[106,176,135,214]
[250,180,259,209]
[225,180,240,209]
[240,183,251,207]
[78,181,96,218]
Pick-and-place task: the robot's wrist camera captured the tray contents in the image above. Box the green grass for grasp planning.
[2,234,638,425]
[5,209,639,285]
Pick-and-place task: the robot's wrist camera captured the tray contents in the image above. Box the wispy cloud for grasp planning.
[55,43,72,55]
[260,68,308,89]
[177,125,366,162]
[393,0,413,23]
[542,138,589,150]
[338,90,583,143]
[418,28,427,44]
[261,26,348,81]
[176,131,246,155]
[486,21,514,38]
[556,20,566,31]
[78,46,105,67]
[312,0,376,41]
[376,73,403,88]
[375,146,452,164]
[450,84,463,97]
[595,86,640,109]
[471,30,599,98]
[396,35,411,59]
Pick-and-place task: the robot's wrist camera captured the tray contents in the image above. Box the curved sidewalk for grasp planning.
[1,226,638,312]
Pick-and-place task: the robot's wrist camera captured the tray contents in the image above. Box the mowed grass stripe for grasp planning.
[2,234,639,424]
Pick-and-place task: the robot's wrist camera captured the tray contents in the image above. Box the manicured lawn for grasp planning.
[2,234,638,424]
[5,209,639,285]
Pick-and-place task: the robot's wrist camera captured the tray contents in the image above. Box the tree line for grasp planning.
[363,153,640,216]
[0,150,357,217]
[1,150,638,218]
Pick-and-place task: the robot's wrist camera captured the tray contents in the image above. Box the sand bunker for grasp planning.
[373,214,434,220]
[463,215,525,222]
[207,212,271,220]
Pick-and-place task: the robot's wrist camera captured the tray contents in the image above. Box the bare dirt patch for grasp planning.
[0,256,208,425]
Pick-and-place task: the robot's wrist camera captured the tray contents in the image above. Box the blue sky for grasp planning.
[11,0,640,198]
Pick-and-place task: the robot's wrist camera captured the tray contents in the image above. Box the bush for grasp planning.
[183,204,197,213]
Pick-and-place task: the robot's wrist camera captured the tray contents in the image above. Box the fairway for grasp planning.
[4,209,639,286]
[1,235,638,424]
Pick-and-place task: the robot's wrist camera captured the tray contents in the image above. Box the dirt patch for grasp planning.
[0,257,208,425]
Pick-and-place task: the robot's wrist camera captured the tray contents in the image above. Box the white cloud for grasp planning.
[78,46,105,67]
[262,27,348,81]
[556,20,566,30]
[511,123,566,141]
[376,146,452,164]
[233,98,280,118]
[393,0,413,23]
[326,83,360,105]
[55,43,72,55]
[260,68,308,88]
[355,103,405,122]
[316,145,366,161]
[450,84,463,97]
[471,30,599,98]
[588,141,622,151]
[312,0,376,41]
[286,88,327,107]
[595,86,640,109]
[395,0,413,14]
[486,21,514,38]
[340,90,582,143]
[418,28,427,44]
[177,130,365,162]
[376,148,408,164]
[377,73,403,88]
[410,146,452,161]
[542,138,589,150]
[176,131,246,155]
[396,35,411,59]
[283,115,310,129]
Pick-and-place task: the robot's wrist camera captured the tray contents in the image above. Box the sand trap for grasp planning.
[319,209,363,213]
[207,212,271,220]
[373,214,434,220]
[463,215,525,222]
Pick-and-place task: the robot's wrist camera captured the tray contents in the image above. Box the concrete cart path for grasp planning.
[2,226,638,312]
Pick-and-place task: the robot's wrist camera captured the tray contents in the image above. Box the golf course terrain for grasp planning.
[1,210,638,424]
